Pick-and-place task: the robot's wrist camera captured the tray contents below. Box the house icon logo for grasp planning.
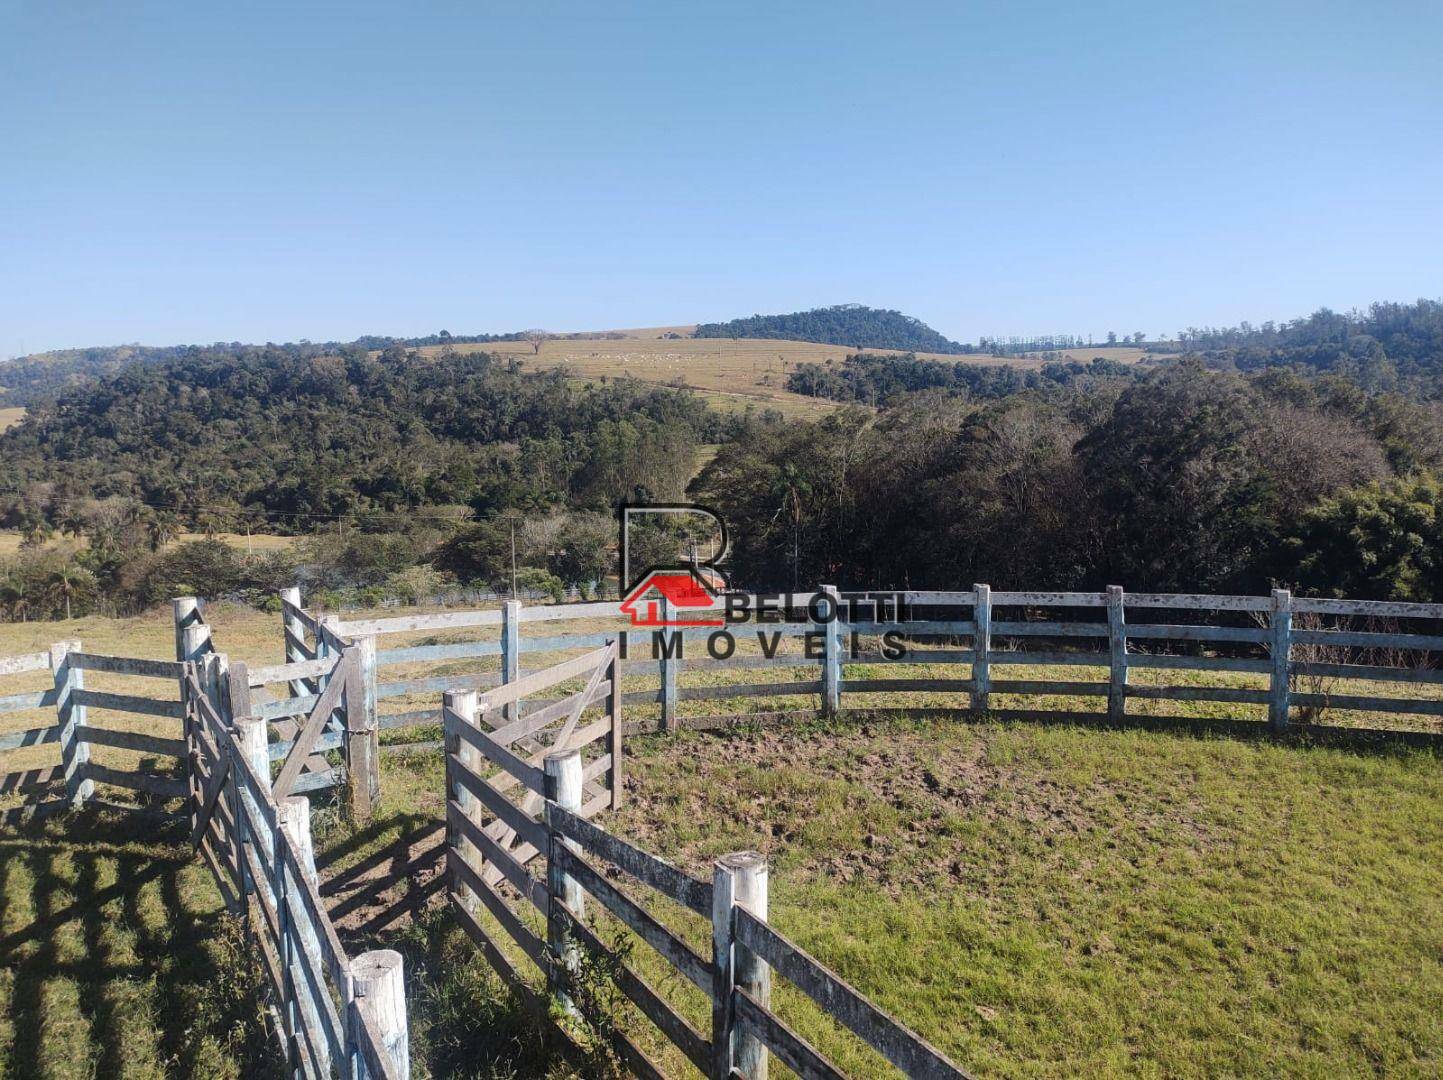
[620,566,726,627]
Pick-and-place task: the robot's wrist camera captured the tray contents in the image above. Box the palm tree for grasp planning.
[44,565,94,622]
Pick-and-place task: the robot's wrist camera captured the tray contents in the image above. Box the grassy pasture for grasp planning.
[0,407,25,433]
[412,331,1152,418]
[3,602,1441,1076]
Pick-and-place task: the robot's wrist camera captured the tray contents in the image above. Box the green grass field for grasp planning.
[3,603,1442,1076]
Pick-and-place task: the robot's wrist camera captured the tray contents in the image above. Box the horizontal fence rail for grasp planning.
[295,584,1443,746]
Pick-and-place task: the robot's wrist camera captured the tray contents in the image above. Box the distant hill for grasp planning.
[694,305,974,354]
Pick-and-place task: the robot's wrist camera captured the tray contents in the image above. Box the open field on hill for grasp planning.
[0,408,24,432]
[416,332,1153,417]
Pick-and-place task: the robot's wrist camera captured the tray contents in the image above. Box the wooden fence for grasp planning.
[306,585,1443,740]
[179,600,411,1078]
[0,640,189,825]
[442,645,970,1078]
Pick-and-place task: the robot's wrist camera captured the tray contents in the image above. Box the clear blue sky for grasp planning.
[2,0,1439,356]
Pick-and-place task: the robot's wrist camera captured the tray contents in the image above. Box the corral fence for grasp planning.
[304,584,1443,744]
[0,598,412,1078]
[441,645,972,1077]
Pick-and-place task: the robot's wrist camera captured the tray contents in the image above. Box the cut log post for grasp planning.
[280,586,310,696]
[712,851,770,1080]
[172,596,203,665]
[1106,585,1128,721]
[971,584,991,712]
[355,634,381,808]
[1270,588,1292,734]
[353,949,409,1078]
[501,599,522,725]
[544,749,584,1018]
[279,794,330,1077]
[51,640,92,806]
[443,689,482,904]
[821,585,841,715]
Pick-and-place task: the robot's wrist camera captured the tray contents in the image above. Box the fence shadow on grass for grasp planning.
[0,808,276,1080]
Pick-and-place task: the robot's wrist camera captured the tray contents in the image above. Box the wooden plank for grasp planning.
[280,839,353,988]
[1290,661,1443,685]
[518,600,626,623]
[1128,654,1272,675]
[992,620,1108,638]
[990,591,1107,607]
[1291,597,1443,619]
[74,726,186,757]
[336,609,503,637]
[1125,623,1269,644]
[267,730,344,761]
[489,681,611,747]
[246,656,339,687]
[72,689,185,719]
[989,651,1109,667]
[839,678,974,694]
[734,986,846,1080]
[553,843,710,992]
[292,769,342,794]
[447,850,548,968]
[447,709,546,795]
[677,681,823,701]
[989,680,1109,696]
[518,632,618,654]
[82,762,187,798]
[555,904,712,1074]
[1123,593,1273,612]
[734,908,971,1079]
[67,653,185,679]
[449,890,543,999]
[0,650,50,677]
[1125,685,1271,705]
[448,753,549,850]
[845,620,975,636]
[0,690,56,715]
[1291,692,1443,717]
[376,673,503,700]
[378,708,441,730]
[582,753,613,784]
[272,653,352,800]
[256,694,318,720]
[1292,629,1443,651]
[377,639,502,665]
[477,645,615,709]
[547,803,712,917]
[447,801,548,910]
[552,644,616,749]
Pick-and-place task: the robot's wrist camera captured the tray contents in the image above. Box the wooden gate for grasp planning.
[442,642,622,979]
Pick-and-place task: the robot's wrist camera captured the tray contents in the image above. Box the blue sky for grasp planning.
[1,0,1439,355]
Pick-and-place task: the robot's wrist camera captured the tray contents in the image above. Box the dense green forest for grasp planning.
[694,304,975,354]
[4,300,1443,620]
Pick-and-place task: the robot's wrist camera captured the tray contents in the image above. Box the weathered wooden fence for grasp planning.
[442,644,970,1078]
[0,640,189,825]
[180,600,411,1078]
[303,585,1443,740]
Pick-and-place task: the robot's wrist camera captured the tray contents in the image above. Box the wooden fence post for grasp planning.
[51,640,92,806]
[358,634,380,805]
[353,949,409,1077]
[607,646,623,809]
[544,749,584,1017]
[660,596,678,731]
[236,716,272,907]
[344,646,377,822]
[1106,585,1128,722]
[280,794,331,1077]
[821,585,842,715]
[272,790,299,1071]
[971,584,991,712]
[712,851,770,1080]
[280,586,309,697]
[1270,588,1292,734]
[172,596,202,665]
[502,599,522,725]
[444,689,482,902]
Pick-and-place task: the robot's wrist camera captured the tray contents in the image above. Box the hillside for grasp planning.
[694,304,974,353]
